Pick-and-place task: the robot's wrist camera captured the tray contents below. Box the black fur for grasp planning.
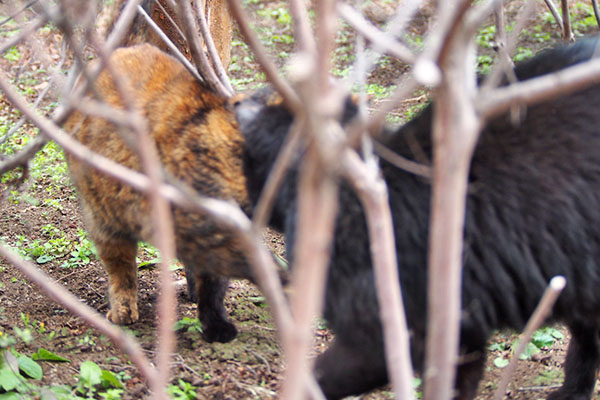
[237,36,600,400]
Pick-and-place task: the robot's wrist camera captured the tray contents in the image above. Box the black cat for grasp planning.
[236,36,600,399]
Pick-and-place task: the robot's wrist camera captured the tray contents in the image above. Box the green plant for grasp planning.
[476,25,496,49]
[168,379,198,400]
[571,2,597,34]
[476,54,494,75]
[365,83,396,100]
[75,361,124,399]
[513,46,534,63]
[64,230,97,268]
[174,317,203,335]
[3,46,21,62]
[491,327,564,368]
[0,348,43,396]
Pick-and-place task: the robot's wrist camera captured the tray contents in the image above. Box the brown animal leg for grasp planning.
[95,236,139,325]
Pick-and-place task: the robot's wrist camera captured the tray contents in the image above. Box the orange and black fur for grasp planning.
[64,43,249,343]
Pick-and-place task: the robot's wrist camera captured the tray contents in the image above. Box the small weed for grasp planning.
[490,326,564,368]
[63,230,97,268]
[476,54,494,75]
[78,334,96,347]
[174,317,203,335]
[413,377,423,399]
[3,46,21,62]
[75,360,124,399]
[533,368,563,386]
[571,2,597,34]
[513,46,534,63]
[476,25,496,49]
[365,83,396,99]
[168,379,198,400]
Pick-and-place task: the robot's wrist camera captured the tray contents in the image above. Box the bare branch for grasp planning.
[544,0,564,27]
[282,145,339,400]
[288,0,316,54]
[0,15,46,54]
[342,149,415,400]
[481,0,538,90]
[560,0,574,42]
[477,56,600,120]
[0,135,48,176]
[423,8,481,398]
[193,0,233,93]
[492,276,566,400]
[251,118,304,229]
[337,3,415,64]
[225,0,301,113]
[136,4,203,82]
[593,0,600,27]
[366,74,420,136]
[315,0,337,93]
[373,141,432,179]
[175,0,231,97]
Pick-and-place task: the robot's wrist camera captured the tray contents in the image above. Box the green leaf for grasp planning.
[101,370,123,389]
[49,384,76,397]
[493,357,509,368]
[531,331,555,348]
[0,391,22,400]
[138,258,160,270]
[18,354,43,379]
[518,342,540,360]
[32,348,70,362]
[0,367,21,391]
[36,254,54,264]
[488,342,506,352]
[80,361,102,386]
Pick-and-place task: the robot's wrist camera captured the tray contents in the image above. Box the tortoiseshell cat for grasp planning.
[64,43,248,343]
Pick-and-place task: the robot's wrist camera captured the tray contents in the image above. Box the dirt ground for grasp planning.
[1,1,599,399]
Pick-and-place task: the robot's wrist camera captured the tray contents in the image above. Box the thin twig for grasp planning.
[251,117,304,229]
[225,0,301,114]
[477,56,600,120]
[492,276,566,400]
[374,141,432,179]
[480,0,539,90]
[0,15,46,54]
[337,3,415,64]
[342,149,415,400]
[544,0,564,27]
[592,0,600,27]
[136,5,203,82]
[105,0,146,51]
[175,0,230,97]
[0,0,39,27]
[288,0,316,54]
[561,0,574,42]
[193,0,233,94]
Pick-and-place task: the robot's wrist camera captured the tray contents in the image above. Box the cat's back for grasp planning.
[64,44,248,239]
